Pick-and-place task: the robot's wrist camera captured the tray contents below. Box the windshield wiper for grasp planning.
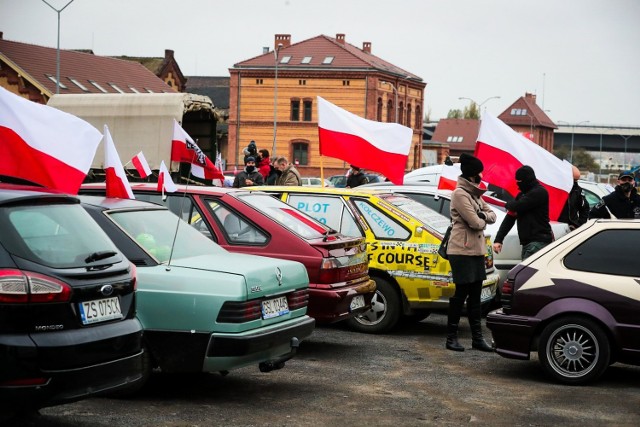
[84,250,118,263]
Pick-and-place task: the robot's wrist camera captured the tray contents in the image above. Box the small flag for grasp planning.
[131,151,152,178]
[157,160,177,193]
[104,125,134,199]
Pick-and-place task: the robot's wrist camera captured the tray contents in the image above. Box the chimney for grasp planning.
[275,34,291,50]
[336,33,346,44]
[165,49,174,60]
[525,92,537,103]
[362,42,371,54]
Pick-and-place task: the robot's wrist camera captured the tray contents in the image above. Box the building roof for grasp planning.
[0,34,175,96]
[498,92,557,129]
[431,118,480,152]
[185,76,230,109]
[232,34,423,81]
[113,49,186,89]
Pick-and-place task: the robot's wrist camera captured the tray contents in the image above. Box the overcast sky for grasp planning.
[1,0,638,126]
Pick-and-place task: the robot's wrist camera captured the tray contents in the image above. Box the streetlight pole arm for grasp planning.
[41,0,75,95]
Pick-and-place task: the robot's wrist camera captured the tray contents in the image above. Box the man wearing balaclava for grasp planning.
[232,156,264,188]
[492,165,553,260]
[589,170,640,219]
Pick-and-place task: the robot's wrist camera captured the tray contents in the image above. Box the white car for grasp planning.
[300,177,334,187]
[359,183,571,286]
[578,179,613,208]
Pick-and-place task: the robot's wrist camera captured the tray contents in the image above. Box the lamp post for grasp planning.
[558,120,589,163]
[42,0,75,94]
[619,135,632,170]
[272,43,283,157]
[458,96,501,116]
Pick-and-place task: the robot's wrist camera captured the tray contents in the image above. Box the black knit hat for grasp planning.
[515,165,536,182]
[459,153,483,177]
[245,156,256,164]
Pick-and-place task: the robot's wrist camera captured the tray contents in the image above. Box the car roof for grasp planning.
[254,185,393,197]
[78,194,167,210]
[0,183,78,205]
[81,182,266,197]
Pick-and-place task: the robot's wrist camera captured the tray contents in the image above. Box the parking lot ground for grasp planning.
[12,313,640,426]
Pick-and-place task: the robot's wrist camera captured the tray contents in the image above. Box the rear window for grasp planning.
[238,193,329,239]
[564,229,640,276]
[381,194,451,235]
[0,203,120,268]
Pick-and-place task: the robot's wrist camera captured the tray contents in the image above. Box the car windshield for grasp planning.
[0,203,121,268]
[380,194,451,235]
[108,209,226,263]
[237,193,330,239]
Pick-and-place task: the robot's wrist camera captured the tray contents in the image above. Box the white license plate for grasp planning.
[79,296,122,325]
[350,295,365,311]
[262,296,290,319]
[480,286,493,302]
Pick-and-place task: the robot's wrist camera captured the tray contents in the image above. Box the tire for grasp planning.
[345,277,400,334]
[538,316,610,385]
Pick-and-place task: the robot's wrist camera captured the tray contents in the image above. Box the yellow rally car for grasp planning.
[255,186,499,333]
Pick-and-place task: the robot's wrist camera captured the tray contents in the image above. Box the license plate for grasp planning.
[480,286,493,302]
[262,296,290,319]
[350,295,365,311]
[79,297,122,325]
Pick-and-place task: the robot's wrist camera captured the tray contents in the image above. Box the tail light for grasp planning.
[217,300,261,323]
[0,377,49,387]
[287,289,309,310]
[0,269,72,304]
[318,255,368,285]
[500,278,514,311]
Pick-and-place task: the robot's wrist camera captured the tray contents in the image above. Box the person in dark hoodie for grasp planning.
[445,153,496,353]
[558,165,589,230]
[232,156,264,188]
[492,165,553,260]
[589,170,640,219]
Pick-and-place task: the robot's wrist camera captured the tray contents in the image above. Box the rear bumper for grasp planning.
[486,309,540,359]
[307,279,376,323]
[409,273,499,310]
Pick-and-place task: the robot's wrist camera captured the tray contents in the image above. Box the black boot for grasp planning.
[445,297,465,351]
[469,308,494,352]
[446,323,464,352]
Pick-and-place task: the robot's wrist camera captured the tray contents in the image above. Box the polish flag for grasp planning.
[170,119,224,181]
[0,86,101,194]
[104,125,134,199]
[157,161,177,193]
[437,164,461,190]
[131,151,152,178]
[474,112,573,221]
[317,96,413,185]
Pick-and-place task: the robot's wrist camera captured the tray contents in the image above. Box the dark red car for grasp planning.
[81,184,375,324]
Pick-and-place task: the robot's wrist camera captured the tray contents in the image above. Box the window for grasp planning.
[145,88,155,93]
[256,79,263,85]
[280,55,291,64]
[46,74,68,89]
[387,100,393,122]
[564,229,640,276]
[301,56,312,64]
[406,104,412,127]
[129,86,141,93]
[399,102,404,125]
[68,77,88,91]
[287,194,362,237]
[343,80,350,86]
[446,136,464,143]
[377,98,383,121]
[291,100,300,121]
[109,83,125,93]
[303,100,312,121]
[322,56,334,64]
[415,105,422,129]
[292,142,308,165]
[89,80,108,93]
[207,200,267,245]
[298,80,306,85]
[511,108,528,116]
[352,199,410,240]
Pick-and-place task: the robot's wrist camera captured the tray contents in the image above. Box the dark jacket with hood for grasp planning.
[233,166,264,188]
[589,185,640,219]
[558,181,590,229]
[494,166,553,246]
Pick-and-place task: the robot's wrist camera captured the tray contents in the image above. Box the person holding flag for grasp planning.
[492,166,553,260]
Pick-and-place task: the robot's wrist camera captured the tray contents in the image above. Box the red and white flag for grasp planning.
[438,164,461,190]
[104,125,134,199]
[131,151,152,178]
[170,119,224,181]
[157,160,177,193]
[317,96,413,185]
[474,112,573,221]
[0,86,101,194]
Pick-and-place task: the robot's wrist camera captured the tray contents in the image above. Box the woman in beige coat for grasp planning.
[445,153,496,352]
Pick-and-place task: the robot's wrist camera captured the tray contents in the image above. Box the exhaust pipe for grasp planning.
[259,337,300,372]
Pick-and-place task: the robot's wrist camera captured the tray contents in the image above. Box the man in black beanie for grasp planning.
[492,165,553,260]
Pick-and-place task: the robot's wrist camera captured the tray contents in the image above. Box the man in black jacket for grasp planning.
[589,171,640,219]
[558,165,590,230]
[346,165,369,188]
[492,165,553,260]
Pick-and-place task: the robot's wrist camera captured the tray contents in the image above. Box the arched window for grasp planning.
[399,102,404,125]
[415,105,422,129]
[292,140,309,166]
[386,100,393,122]
[377,97,383,121]
[406,104,412,127]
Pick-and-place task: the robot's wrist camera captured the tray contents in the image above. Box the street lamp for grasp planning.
[272,43,283,157]
[458,96,501,115]
[42,0,75,94]
[558,120,589,163]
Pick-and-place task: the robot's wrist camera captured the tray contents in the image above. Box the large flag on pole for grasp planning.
[0,86,102,194]
[474,112,573,221]
[131,151,152,178]
[170,119,224,181]
[104,125,134,199]
[317,96,413,185]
